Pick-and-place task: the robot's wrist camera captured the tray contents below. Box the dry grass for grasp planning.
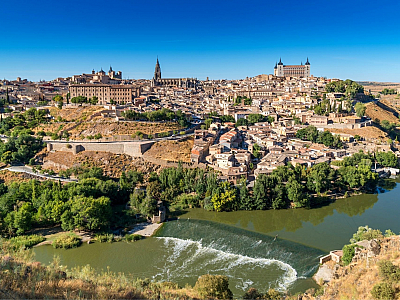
[71,120,183,137]
[38,150,163,178]
[49,106,103,122]
[328,126,388,140]
[365,101,400,125]
[144,137,194,163]
[0,170,32,184]
[314,236,400,300]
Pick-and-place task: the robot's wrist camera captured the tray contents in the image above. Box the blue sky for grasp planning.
[2,0,399,82]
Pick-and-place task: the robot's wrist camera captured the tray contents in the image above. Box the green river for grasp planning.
[34,177,400,296]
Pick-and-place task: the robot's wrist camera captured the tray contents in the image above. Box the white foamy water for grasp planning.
[154,236,298,292]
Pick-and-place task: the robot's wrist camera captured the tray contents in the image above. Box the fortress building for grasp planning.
[151,58,198,88]
[274,58,310,78]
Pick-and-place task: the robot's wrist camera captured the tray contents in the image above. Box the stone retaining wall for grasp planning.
[47,141,154,157]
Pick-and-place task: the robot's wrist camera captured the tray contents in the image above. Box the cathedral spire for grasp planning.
[154,57,161,80]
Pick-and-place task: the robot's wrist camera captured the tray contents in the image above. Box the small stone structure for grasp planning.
[152,201,166,223]
[319,250,343,264]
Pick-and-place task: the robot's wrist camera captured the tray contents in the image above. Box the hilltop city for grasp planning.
[1,58,399,187]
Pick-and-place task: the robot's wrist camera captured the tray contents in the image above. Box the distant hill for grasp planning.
[357,81,400,94]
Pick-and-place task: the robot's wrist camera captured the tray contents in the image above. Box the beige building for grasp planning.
[274,58,310,78]
[69,84,140,105]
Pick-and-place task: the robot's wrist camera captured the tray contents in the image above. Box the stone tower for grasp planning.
[154,57,161,80]
[276,58,284,77]
[305,57,310,77]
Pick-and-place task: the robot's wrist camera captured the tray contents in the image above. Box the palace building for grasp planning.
[274,58,310,78]
[69,84,140,105]
[151,58,198,88]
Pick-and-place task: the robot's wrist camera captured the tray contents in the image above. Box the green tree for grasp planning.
[350,225,383,243]
[90,96,99,105]
[287,176,309,207]
[307,162,335,194]
[211,181,237,212]
[252,143,262,159]
[205,118,213,129]
[354,102,366,117]
[194,275,233,300]
[13,202,33,235]
[341,243,357,266]
[246,114,265,125]
[376,151,398,167]
[236,118,248,127]
[371,282,395,300]
[64,196,112,231]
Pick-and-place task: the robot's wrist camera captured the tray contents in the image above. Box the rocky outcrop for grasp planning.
[352,239,381,263]
[308,236,400,300]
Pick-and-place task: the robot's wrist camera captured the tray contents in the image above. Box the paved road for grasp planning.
[6,165,77,182]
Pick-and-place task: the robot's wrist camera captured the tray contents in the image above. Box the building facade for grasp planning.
[274,58,310,78]
[71,67,122,84]
[151,58,198,88]
[69,84,140,105]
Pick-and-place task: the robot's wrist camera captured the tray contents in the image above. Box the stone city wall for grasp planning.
[47,141,154,157]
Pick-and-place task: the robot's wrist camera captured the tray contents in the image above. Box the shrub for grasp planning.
[95,233,114,243]
[350,225,383,243]
[9,235,45,249]
[243,288,262,299]
[37,130,46,137]
[371,282,395,300]
[384,229,396,237]
[125,234,142,242]
[314,286,325,297]
[378,260,400,281]
[265,289,283,300]
[66,144,72,149]
[194,274,233,300]
[341,244,358,266]
[52,233,82,249]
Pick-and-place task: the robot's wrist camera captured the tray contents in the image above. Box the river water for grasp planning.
[34,177,400,296]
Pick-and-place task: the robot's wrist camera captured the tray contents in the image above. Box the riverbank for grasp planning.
[128,222,163,237]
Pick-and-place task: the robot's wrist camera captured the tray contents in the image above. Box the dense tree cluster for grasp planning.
[296,126,343,148]
[235,114,273,127]
[332,150,398,168]
[234,96,252,106]
[0,135,44,164]
[140,154,379,214]
[122,108,188,127]
[380,88,397,95]
[0,168,143,236]
[0,108,47,136]
[130,165,219,214]
[325,79,364,99]
[70,96,98,106]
